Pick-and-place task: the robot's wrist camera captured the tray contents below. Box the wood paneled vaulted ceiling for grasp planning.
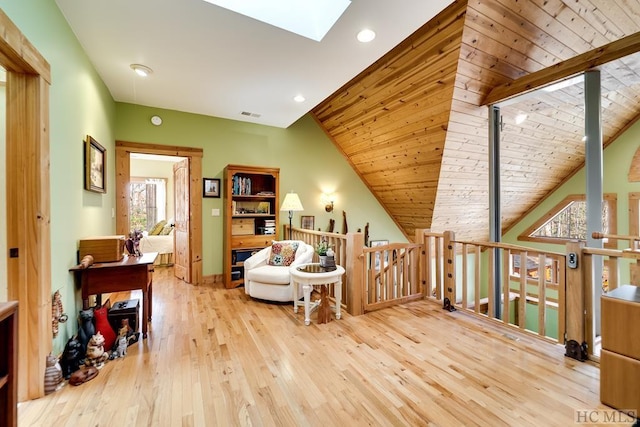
[312,0,640,242]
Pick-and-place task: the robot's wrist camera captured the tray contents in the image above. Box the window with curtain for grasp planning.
[129,177,167,231]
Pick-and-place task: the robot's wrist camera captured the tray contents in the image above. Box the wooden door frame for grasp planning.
[2,9,52,401]
[115,141,203,284]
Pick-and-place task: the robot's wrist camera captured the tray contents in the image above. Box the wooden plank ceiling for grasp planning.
[311,0,640,242]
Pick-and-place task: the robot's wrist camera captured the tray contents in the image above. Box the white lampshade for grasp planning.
[280,192,304,212]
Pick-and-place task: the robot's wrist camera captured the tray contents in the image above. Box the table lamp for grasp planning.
[280,192,304,239]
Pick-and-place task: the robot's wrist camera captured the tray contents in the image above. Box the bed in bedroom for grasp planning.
[139,230,174,266]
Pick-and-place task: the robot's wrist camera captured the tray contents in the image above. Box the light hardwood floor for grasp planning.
[18,268,617,426]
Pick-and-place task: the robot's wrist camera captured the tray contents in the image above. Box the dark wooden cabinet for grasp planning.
[0,301,18,427]
[223,165,279,288]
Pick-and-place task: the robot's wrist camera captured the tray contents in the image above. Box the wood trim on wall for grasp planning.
[2,8,52,401]
[115,141,204,284]
[518,193,617,248]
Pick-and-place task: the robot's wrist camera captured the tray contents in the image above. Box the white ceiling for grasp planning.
[54,0,452,128]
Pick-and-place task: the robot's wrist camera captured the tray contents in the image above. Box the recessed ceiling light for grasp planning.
[130,64,153,77]
[357,28,376,43]
[294,95,305,103]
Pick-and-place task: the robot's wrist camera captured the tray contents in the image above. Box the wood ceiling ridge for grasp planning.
[472,1,581,60]
[354,157,444,173]
[344,128,448,157]
[312,1,466,118]
[336,95,454,138]
[315,43,462,125]
[499,0,597,52]
[332,102,452,145]
[463,22,555,75]
[320,66,459,132]
[483,32,640,106]
[536,0,613,46]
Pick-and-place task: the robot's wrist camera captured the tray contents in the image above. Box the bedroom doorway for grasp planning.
[115,141,204,285]
[129,153,181,267]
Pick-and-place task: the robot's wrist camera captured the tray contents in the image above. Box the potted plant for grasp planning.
[316,239,329,266]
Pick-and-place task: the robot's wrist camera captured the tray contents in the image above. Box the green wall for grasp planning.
[0,0,117,354]
[116,104,407,276]
[0,1,406,355]
[504,119,640,286]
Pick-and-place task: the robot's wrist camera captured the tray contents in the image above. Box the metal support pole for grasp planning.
[584,70,603,337]
[489,105,502,319]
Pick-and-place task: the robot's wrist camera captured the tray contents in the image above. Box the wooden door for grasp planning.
[173,159,191,282]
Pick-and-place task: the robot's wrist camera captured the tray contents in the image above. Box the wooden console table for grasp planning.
[70,252,157,338]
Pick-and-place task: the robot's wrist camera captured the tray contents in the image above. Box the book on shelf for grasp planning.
[232,175,252,195]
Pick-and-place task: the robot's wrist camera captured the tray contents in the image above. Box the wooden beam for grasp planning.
[483,32,640,106]
[0,9,51,83]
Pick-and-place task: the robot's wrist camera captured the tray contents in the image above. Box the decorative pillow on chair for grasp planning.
[268,241,299,266]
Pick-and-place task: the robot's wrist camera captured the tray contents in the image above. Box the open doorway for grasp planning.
[115,141,203,285]
[129,153,185,267]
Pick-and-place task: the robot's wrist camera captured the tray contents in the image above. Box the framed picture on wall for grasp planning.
[301,215,315,230]
[203,177,220,198]
[84,135,106,193]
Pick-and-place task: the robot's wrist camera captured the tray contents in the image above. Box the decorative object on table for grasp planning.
[203,177,220,198]
[78,254,94,269]
[84,135,106,193]
[60,336,82,379]
[323,247,337,269]
[125,229,143,256]
[51,290,68,338]
[44,353,64,395]
[69,366,99,386]
[84,332,109,369]
[77,307,95,356]
[316,238,329,266]
[79,235,125,263]
[280,191,304,239]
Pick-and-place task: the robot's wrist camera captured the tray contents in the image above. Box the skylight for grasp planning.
[202,0,351,42]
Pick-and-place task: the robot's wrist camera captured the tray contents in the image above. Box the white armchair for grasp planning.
[244,240,314,302]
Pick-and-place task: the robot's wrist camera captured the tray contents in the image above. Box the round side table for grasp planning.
[290,263,345,325]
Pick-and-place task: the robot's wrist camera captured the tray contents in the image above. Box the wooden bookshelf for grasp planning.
[223,165,279,288]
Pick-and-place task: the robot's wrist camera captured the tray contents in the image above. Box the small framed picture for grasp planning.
[84,135,106,193]
[203,178,220,198]
[301,215,315,230]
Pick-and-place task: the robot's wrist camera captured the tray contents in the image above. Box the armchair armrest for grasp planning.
[243,246,270,271]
